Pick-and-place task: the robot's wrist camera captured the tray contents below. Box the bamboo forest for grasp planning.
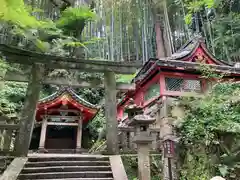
[0,0,239,180]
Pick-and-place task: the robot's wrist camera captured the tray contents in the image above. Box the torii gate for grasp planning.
[0,44,141,156]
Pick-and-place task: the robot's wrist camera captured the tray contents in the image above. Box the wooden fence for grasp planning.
[118,127,161,153]
[0,124,19,155]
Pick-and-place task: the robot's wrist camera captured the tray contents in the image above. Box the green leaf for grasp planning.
[218,165,228,177]
[34,39,49,52]
[185,14,192,25]
[203,0,215,8]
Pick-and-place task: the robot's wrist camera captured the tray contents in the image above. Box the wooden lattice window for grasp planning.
[144,83,160,101]
[165,77,202,92]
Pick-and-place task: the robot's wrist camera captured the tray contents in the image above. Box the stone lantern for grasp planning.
[124,99,144,150]
[129,114,156,180]
[125,98,143,120]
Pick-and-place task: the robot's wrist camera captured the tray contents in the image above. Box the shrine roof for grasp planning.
[38,87,98,110]
[133,36,235,82]
[169,36,231,66]
[118,37,240,107]
[36,87,100,123]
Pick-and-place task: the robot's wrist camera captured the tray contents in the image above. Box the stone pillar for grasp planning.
[39,117,47,151]
[76,119,82,151]
[129,131,136,150]
[3,118,14,151]
[15,64,44,156]
[159,97,178,180]
[129,114,156,180]
[118,128,128,152]
[104,71,119,154]
[122,132,128,151]
[138,144,151,180]
[151,131,157,151]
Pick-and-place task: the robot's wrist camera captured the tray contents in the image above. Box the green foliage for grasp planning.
[0,0,55,34]
[0,59,9,72]
[121,155,162,180]
[0,82,27,116]
[183,0,215,25]
[179,0,240,61]
[0,1,97,58]
[86,109,105,141]
[184,14,192,25]
[116,72,137,83]
[179,150,213,180]
[57,6,96,35]
[88,140,106,153]
[0,0,41,28]
[199,64,225,79]
[178,82,240,179]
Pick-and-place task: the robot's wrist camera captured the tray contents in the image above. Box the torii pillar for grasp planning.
[104,72,119,154]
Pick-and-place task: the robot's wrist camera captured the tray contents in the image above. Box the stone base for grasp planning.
[38,148,49,153]
[75,148,84,154]
[133,135,154,144]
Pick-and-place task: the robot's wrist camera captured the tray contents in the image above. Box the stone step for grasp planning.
[28,156,109,162]
[18,171,113,179]
[23,178,114,180]
[21,166,112,173]
[25,161,110,167]
[42,149,88,154]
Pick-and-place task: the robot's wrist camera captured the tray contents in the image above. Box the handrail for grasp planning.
[0,157,27,180]
[110,155,128,180]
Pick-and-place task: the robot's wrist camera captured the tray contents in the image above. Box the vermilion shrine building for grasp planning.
[117,37,240,125]
[30,87,99,153]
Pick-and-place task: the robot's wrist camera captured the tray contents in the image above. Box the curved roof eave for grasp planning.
[171,37,233,66]
[38,87,99,111]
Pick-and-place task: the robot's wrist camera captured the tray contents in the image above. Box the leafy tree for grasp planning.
[170,0,240,62]
[177,82,240,179]
[0,0,46,28]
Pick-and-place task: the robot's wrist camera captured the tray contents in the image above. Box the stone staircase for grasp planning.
[17,155,114,180]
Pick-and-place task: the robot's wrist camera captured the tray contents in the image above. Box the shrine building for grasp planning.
[30,87,99,153]
[117,37,240,126]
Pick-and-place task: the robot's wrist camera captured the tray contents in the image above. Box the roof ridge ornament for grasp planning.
[59,85,72,91]
[194,34,206,44]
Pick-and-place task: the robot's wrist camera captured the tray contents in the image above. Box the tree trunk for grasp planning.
[131,0,140,61]
[163,20,172,57]
[15,64,44,156]
[163,0,174,54]
[110,2,114,61]
[155,21,166,58]
[143,0,148,62]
